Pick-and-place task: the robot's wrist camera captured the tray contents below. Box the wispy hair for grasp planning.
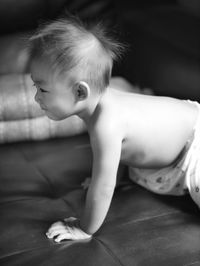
[29,15,125,92]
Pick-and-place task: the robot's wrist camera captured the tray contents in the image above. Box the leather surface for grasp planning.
[1,134,200,265]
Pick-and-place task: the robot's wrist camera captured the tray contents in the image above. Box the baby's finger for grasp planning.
[49,221,64,229]
[54,232,72,242]
[46,228,67,239]
[48,222,65,232]
[63,217,76,223]
[51,221,64,226]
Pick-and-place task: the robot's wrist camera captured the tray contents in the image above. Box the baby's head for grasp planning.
[29,16,123,120]
[30,16,123,91]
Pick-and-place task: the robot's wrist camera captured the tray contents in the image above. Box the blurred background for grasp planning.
[0,0,199,99]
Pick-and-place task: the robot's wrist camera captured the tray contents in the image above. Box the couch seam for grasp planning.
[18,147,57,198]
[36,168,57,196]
[95,238,125,266]
[184,260,200,266]
[0,245,52,260]
[108,210,183,230]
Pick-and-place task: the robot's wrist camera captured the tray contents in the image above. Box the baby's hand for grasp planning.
[46,217,92,242]
[81,177,91,190]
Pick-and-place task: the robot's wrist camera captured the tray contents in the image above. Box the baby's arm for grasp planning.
[46,124,122,241]
[80,129,122,235]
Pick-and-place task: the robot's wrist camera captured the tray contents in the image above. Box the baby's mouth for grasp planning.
[40,105,47,111]
[35,99,47,111]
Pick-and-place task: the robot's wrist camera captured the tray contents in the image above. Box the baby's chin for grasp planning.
[45,111,67,121]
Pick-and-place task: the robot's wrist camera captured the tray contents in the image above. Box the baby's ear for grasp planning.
[74,81,90,101]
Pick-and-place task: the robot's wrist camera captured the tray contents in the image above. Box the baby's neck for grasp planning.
[77,90,106,126]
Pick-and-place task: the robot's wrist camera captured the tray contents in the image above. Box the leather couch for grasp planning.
[1,134,200,265]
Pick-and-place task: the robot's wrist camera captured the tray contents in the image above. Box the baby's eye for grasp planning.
[40,88,48,93]
[32,83,48,93]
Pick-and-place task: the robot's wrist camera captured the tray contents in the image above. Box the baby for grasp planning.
[29,16,200,242]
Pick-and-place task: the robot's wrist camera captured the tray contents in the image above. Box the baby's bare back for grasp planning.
[107,90,198,168]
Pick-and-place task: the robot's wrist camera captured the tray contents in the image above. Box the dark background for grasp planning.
[0,0,199,100]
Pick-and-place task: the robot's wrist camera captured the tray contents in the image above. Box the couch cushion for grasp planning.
[1,134,200,265]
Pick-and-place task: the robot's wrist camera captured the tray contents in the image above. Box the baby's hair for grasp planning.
[29,15,124,93]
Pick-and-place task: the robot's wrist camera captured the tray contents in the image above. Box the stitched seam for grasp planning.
[112,210,182,229]
[35,167,57,197]
[18,148,56,197]
[95,238,125,266]
[184,260,200,266]
[59,197,77,214]
[0,197,49,206]
[0,245,52,260]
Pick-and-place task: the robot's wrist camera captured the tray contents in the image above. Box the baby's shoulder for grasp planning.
[89,107,122,147]
[89,111,117,139]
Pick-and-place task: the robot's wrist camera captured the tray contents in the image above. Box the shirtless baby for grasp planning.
[30,16,200,242]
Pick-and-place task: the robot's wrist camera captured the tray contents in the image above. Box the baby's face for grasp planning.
[30,58,77,120]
